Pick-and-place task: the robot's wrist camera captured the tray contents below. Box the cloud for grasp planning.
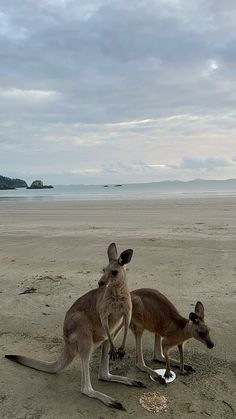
[0,88,58,100]
[0,10,28,40]
[175,156,235,171]
[1,1,236,183]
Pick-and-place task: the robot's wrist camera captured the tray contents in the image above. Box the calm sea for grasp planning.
[0,180,236,201]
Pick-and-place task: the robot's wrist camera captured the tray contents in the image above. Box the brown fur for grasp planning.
[5,243,144,410]
[130,288,214,379]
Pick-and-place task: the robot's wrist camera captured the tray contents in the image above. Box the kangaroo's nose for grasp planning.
[207,342,214,349]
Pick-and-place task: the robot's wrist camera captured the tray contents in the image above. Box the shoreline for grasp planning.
[1,194,236,203]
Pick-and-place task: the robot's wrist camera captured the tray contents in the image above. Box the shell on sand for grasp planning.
[139,392,168,413]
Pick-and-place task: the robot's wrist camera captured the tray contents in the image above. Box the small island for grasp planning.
[27,180,54,189]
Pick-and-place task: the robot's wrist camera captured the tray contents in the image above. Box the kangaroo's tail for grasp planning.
[5,344,74,374]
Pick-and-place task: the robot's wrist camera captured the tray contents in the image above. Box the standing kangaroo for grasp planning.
[130,288,214,379]
[5,243,145,410]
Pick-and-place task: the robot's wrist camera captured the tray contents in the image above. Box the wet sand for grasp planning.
[0,198,235,418]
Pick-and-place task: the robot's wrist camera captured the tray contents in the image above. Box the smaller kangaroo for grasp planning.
[5,243,144,410]
[130,288,214,379]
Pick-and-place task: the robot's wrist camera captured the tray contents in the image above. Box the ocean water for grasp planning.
[0,180,236,201]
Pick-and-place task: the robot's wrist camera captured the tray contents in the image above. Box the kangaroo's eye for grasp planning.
[102,268,105,273]
[112,270,118,276]
[198,332,205,338]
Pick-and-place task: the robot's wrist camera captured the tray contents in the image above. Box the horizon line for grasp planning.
[52,178,236,187]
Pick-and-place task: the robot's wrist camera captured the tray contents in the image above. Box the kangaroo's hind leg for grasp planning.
[78,334,125,410]
[98,339,144,388]
[133,332,165,385]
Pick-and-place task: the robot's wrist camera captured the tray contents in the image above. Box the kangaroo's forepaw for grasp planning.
[164,370,173,379]
[109,348,118,361]
[117,347,125,359]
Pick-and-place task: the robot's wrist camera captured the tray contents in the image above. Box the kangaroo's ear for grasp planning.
[107,243,118,262]
[118,249,133,266]
[189,312,199,324]
[195,301,204,320]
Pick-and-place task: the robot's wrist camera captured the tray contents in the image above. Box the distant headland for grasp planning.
[0,175,27,190]
[0,175,53,190]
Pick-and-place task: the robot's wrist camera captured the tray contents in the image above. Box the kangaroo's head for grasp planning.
[189,301,214,349]
[98,243,133,287]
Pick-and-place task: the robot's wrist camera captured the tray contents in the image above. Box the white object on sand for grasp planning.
[150,368,176,384]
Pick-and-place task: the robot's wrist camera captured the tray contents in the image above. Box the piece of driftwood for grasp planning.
[19,287,37,295]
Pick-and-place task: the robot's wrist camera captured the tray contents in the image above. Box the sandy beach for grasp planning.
[0,198,235,419]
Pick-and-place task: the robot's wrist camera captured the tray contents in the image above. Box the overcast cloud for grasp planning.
[0,0,235,184]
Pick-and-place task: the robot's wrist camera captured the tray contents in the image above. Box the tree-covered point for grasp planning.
[0,175,28,189]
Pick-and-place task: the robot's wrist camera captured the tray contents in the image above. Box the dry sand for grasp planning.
[0,198,235,419]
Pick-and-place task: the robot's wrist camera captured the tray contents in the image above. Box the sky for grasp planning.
[0,0,236,185]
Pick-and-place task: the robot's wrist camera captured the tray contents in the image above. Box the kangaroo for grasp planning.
[130,288,214,379]
[5,243,145,410]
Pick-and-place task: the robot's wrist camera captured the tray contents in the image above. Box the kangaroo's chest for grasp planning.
[95,296,130,340]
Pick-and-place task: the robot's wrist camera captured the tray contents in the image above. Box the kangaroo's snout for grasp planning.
[98,279,106,287]
[207,342,214,349]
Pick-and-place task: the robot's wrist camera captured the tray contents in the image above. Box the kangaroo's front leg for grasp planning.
[178,344,195,374]
[98,340,145,388]
[101,316,119,360]
[153,335,194,372]
[116,314,129,359]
